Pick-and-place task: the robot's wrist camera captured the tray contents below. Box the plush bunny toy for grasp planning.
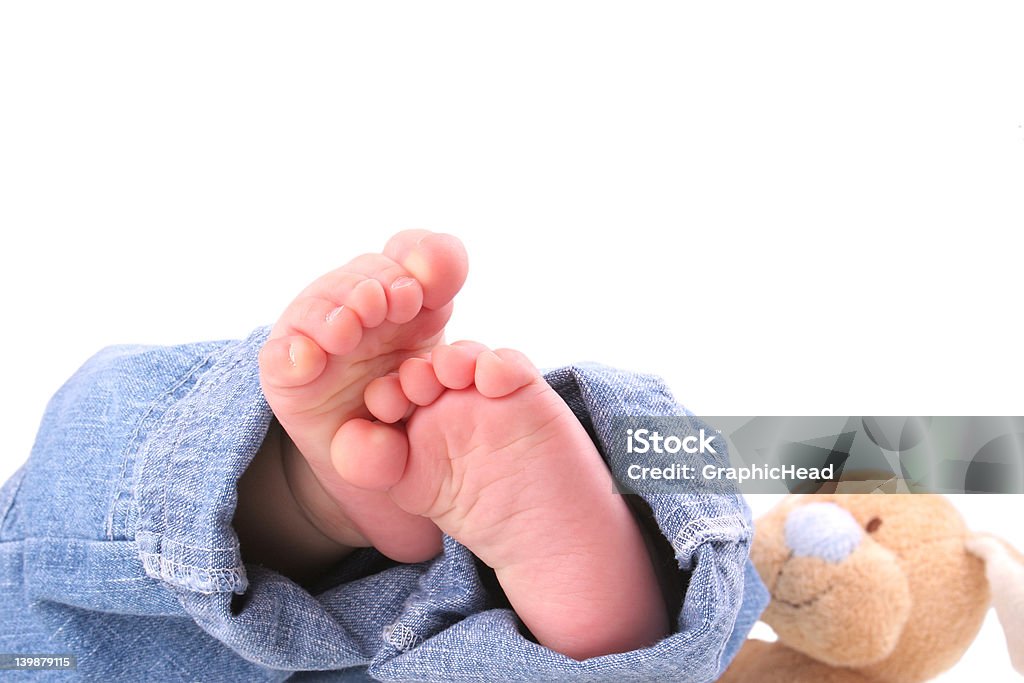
[720,494,1024,683]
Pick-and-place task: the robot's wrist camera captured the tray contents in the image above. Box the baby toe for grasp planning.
[279,295,364,356]
[399,357,446,406]
[432,341,489,390]
[365,374,412,424]
[385,274,425,324]
[258,335,329,390]
[347,277,389,328]
[474,348,539,398]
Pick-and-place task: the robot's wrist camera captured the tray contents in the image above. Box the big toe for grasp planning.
[384,230,469,310]
[331,418,409,492]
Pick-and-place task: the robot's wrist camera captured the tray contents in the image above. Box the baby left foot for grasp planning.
[332,342,669,659]
[257,230,467,563]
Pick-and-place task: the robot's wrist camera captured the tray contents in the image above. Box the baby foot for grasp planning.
[333,343,669,660]
[258,230,468,563]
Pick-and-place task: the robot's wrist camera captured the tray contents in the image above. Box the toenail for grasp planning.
[391,276,416,289]
[287,343,298,367]
[325,305,346,322]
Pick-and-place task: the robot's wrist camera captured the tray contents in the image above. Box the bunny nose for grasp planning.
[784,502,863,563]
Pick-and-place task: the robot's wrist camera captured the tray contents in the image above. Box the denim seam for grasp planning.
[0,466,27,542]
[144,535,241,553]
[157,350,249,592]
[134,350,224,539]
[132,339,250,594]
[671,514,751,559]
[160,351,248,564]
[381,569,435,653]
[104,346,224,541]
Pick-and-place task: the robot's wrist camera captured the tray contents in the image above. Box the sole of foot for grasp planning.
[332,342,670,659]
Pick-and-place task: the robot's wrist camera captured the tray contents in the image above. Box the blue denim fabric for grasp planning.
[0,327,768,682]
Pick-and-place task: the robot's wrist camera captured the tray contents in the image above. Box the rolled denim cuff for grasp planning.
[128,326,406,671]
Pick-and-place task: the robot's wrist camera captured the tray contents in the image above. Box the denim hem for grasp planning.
[672,511,751,558]
[137,531,248,595]
[132,326,274,596]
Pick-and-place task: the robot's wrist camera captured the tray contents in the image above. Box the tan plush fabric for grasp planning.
[722,494,1020,683]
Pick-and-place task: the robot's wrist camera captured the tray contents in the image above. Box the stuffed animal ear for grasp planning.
[966,534,1024,675]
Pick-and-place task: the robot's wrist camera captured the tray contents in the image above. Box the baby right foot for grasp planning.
[333,343,670,660]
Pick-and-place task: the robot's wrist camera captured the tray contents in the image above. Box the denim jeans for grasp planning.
[0,327,768,681]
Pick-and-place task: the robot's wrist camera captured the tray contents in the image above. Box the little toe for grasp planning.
[384,231,469,310]
[432,341,489,390]
[365,374,413,424]
[399,357,446,406]
[259,335,329,390]
[331,418,409,492]
[474,348,540,398]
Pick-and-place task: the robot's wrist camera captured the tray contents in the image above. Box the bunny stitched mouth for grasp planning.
[773,584,836,610]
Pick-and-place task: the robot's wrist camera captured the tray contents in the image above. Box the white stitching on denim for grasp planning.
[139,551,247,594]
[383,622,420,652]
[136,531,248,594]
[672,514,749,559]
[124,335,258,596]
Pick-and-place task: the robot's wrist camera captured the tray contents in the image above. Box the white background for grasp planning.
[1,3,1022,679]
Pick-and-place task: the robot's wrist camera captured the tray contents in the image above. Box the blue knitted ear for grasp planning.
[784,502,863,564]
